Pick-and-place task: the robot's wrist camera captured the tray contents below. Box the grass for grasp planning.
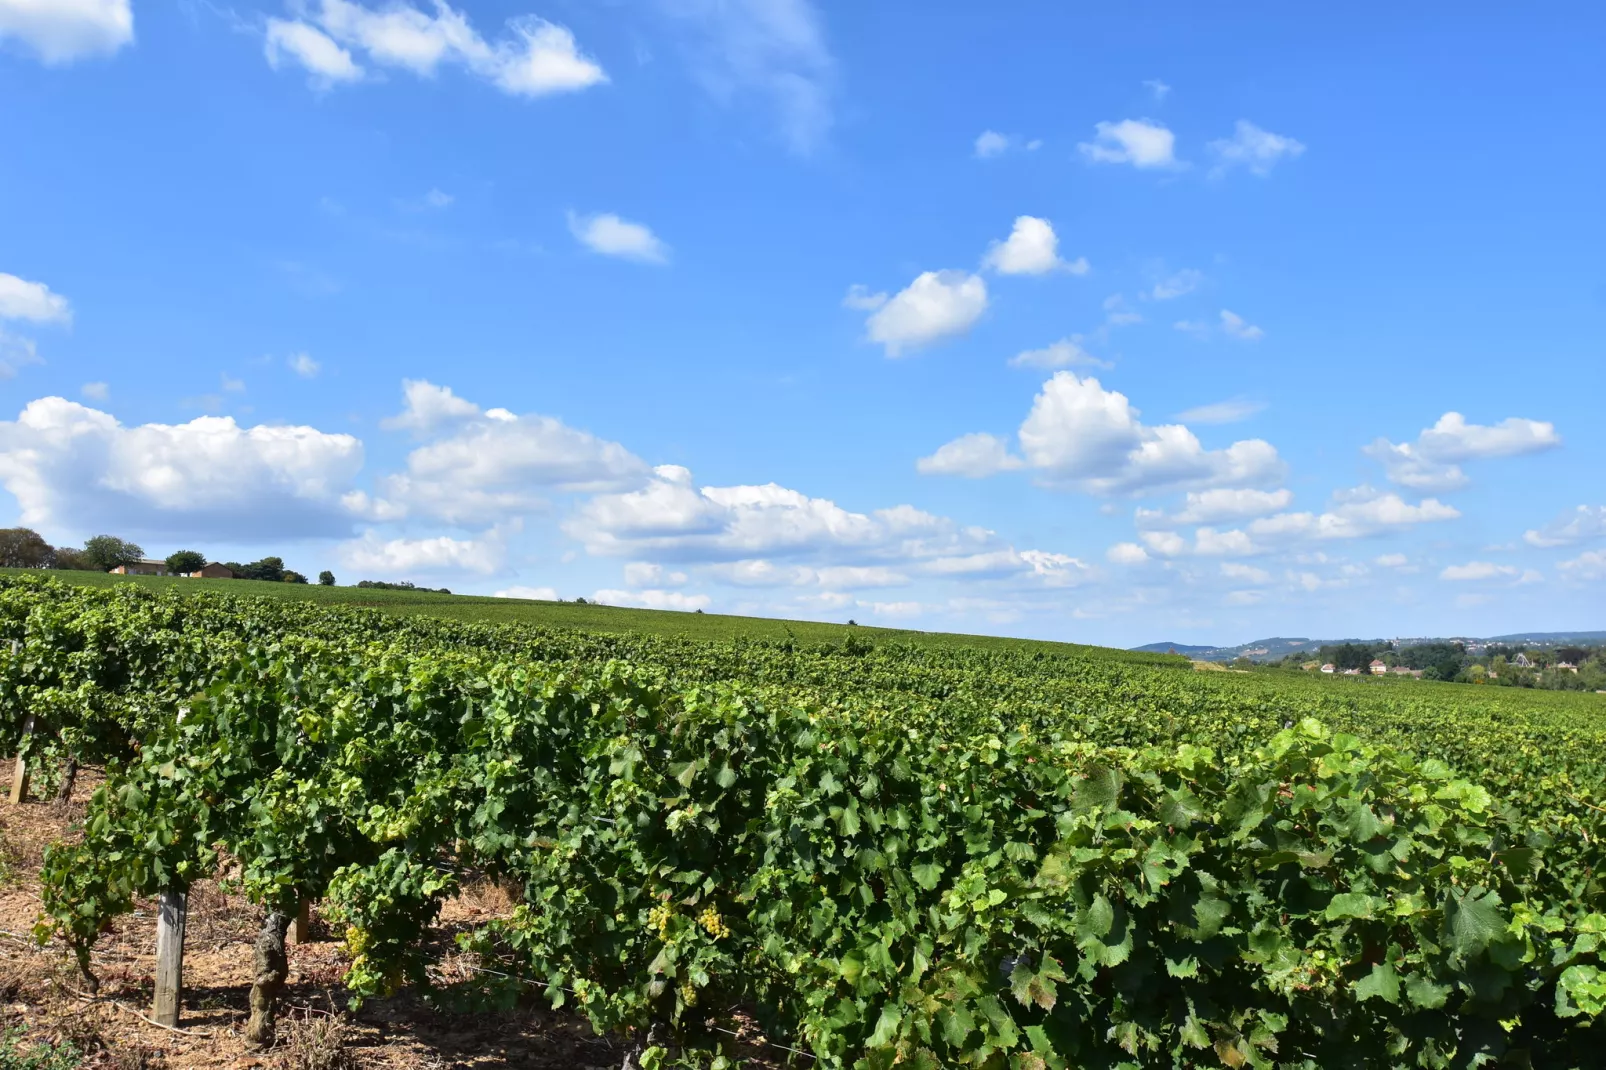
[2,568,1149,658]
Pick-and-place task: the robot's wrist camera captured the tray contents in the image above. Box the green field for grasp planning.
[9,572,1606,1066]
[0,566,1158,656]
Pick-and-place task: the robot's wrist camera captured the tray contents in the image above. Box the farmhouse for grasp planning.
[1370,659,1388,675]
[1320,663,1335,673]
[111,559,168,576]
[188,562,236,579]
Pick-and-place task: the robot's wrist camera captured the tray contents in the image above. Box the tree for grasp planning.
[236,557,285,583]
[82,535,144,572]
[51,546,96,571]
[165,550,206,576]
[0,527,55,568]
[282,570,309,584]
[318,570,335,586]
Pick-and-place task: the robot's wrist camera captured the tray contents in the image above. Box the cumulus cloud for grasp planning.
[0,273,72,324]
[915,433,1022,478]
[624,561,687,587]
[1143,79,1170,101]
[566,464,1077,598]
[1525,505,1605,548]
[954,372,1286,496]
[1208,120,1306,176]
[372,380,646,523]
[80,381,109,401]
[981,216,1087,276]
[338,527,508,575]
[569,464,976,562]
[1135,487,1293,528]
[864,270,988,356]
[265,18,362,86]
[1246,486,1460,541]
[0,396,363,539]
[1560,550,1606,581]
[264,0,606,98]
[1366,412,1561,491]
[593,588,711,611]
[0,0,132,64]
[658,0,834,154]
[1008,337,1110,370]
[1106,542,1149,565]
[0,331,40,379]
[1078,119,1179,169]
[567,211,669,264]
[1375,553,1409,568]
[1221,562,1272,584]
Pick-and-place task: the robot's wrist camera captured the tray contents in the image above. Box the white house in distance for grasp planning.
[110,559,169,576]
[1370,659,1388,675]
[1321,663,1335,674]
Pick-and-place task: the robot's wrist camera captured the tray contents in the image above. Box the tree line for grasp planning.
[1271,639,1606,691]
[0,527,337,587]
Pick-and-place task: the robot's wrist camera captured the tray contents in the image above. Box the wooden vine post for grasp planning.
[8,638,28,806]
[291,899,312,943]
[153,889,187,1027]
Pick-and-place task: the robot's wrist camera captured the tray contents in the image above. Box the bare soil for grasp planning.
[0,770,784,1069]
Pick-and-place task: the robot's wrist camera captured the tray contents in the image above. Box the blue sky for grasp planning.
[1,0,1602,647]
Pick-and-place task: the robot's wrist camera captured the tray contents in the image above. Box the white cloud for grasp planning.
[1247,487,1461,541]
[265,18,363,86]
[266,0,606,98]
[80,381,109,401]
[0,396,364,539]
[339,528,507,575]
[972,372,1286,496]
[1176,398,1264,425]
[1375,553,1409,568]
[1208,120,1305,176]
[1143,79,1170,101]
[864,270,988,356]
[658,0,833,154]
[594,588,711,611]
[1078,119,1179,169]
[495,584,559,600]
[0,330,40,379]
[424,188,454,208]
[1174,319,1210,338]
[373,380,646,523]
[841,284,887,311]
[1221,562,1271,584]
[1136,488,1292,528]
[1366,412,1561,491]
[1525,505,1605,548]
[380,379,482,435]
[1106,542,1149,565]
[1219,309,1264,340]
[1440,561,1518,582]
[1008,337,1110,370]
[973,130,1009,159]
[0,273,71,324]
[624,561,688,587]
[915,433,1022,478]
[982,216,1087,276]
[0,0,132,64]
[1148,269,1201,300]
[1560,550,1606,581]
[567,211,669,264]
[288,352,321,378]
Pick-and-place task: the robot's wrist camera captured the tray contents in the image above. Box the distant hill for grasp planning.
[1138,630,1606,662]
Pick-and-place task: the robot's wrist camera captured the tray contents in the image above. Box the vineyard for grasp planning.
[3,573,1606,1068]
